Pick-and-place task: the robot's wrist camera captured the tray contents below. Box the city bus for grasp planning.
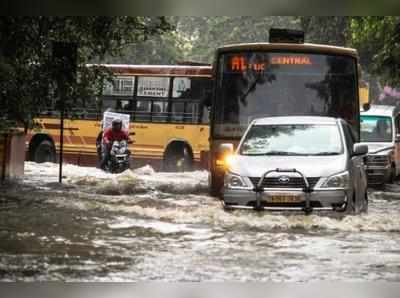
[209,31,361,194]
[26,64,213,171]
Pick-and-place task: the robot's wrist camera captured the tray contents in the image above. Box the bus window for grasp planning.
[201,105,210,124]
[102,98,118,111]
[135,100,152,122]
[102,98,132,112]
[171,101,200,124]
[172,77,211,100]
[152,101,168,122]
[171,77,212,124]
[103,76,135,96]
[184,102,200,123]
[171,102,185,123]
[173,78,191,98]
[138,77,169,98]
[119,100,133,112]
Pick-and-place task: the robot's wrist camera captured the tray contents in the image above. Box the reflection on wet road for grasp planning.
[1,162,400,281]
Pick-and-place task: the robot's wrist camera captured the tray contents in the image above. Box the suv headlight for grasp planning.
[224,172,249,189]
[321,171,350,189]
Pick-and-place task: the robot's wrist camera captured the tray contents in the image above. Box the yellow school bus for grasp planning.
[26,64,213,171]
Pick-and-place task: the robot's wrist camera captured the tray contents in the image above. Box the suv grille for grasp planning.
[249,177,320,189]
[366,155,389,167]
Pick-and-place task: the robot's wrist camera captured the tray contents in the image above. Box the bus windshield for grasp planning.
[214,52,358,138]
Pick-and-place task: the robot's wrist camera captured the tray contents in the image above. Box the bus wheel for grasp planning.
[164,143,193,172]
[32,140,56,163]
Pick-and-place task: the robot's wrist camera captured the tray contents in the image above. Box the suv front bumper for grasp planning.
[223,188,348,211]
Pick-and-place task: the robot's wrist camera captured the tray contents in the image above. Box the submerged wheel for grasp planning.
[388,164,396,184]
[164,144,193,172]
[32,140,56,163]
[343,193,356,215]
[209,172,224,198]
[362,192,369,213]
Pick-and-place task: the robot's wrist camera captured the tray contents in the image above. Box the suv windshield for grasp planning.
[240,123,343,156]
[360,115,393,143]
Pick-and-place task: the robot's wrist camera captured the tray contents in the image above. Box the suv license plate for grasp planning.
[264,194,303,203]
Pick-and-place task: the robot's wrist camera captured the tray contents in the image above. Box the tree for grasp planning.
[0,17,171,132]
[107,17,300,65]
[350,17,400,87]
[299,17,350,46]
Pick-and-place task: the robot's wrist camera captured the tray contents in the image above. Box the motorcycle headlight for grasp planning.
[224,172,249,189]
[321,171,349,189]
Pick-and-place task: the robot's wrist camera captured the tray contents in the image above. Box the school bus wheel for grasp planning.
[163,141,193,172]
[29,137,56,163]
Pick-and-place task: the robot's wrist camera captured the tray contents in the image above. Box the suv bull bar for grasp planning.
[223,168,343,214]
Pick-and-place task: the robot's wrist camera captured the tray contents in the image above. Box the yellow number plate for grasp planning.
[265,195,303,203]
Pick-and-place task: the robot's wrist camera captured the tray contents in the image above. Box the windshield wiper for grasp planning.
[262,151,309,156]
[312,152,341,156]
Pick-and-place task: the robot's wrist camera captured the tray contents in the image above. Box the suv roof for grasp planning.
[361,104,400,117]
[252,116,338,126]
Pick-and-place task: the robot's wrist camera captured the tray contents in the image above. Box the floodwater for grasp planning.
[1,162,400,281]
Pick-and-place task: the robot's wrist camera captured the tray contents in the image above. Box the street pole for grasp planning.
[52,41,77,184]
[59,89,65,183]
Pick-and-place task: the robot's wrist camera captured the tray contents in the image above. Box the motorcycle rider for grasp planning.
[100,118,129,170]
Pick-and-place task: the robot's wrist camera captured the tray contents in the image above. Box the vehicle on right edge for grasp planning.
[360,104,400,186]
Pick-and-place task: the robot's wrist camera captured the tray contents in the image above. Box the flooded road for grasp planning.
[1,162,400,281]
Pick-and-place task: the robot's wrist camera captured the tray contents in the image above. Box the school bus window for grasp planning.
[135,100,152,122]
[173,77,191,98]
[152,101,168,122]
[201,105,210,124]
[171,102,185,123]
[103,76,135,96]
[184,102,199,123]
[137,77,169,98]
[102,98,118,111]
[119,100,132,111]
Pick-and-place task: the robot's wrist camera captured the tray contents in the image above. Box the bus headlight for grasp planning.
[224,172,249,189]
[321,171,349,189]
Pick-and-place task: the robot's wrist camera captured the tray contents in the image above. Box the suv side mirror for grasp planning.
[353,144,368,156]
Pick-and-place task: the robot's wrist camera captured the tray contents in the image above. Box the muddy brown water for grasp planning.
[0,162,400,281]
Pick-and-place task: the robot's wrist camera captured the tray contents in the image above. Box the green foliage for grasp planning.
[0,17,170,132]
[299,17,350,46]
[350,16,400,87]
[3,16,399,134]
[109,16,300,64]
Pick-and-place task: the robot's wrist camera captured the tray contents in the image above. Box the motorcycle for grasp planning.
[101,140,131,173]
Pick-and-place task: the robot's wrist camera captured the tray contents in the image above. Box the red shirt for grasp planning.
[103,127,129,146]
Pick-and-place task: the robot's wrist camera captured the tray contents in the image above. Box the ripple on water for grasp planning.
[20,162,400,235]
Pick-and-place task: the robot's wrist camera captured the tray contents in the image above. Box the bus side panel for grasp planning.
[130,123,209,170]
[29,118,101,166]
